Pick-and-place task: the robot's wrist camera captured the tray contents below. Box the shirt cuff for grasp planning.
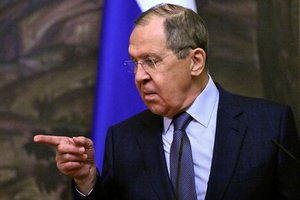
[75,186,94,198]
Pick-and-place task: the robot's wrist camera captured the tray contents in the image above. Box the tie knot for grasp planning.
[173,112,193,131]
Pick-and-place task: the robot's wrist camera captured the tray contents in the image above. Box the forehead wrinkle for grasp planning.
[129,43,165,60]
[129,16,170,59]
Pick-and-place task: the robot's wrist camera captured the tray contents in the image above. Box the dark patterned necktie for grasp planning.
[170,112,197,200]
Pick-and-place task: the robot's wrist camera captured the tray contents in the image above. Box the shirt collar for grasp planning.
[163,75,219,132]
[187,75,219,127]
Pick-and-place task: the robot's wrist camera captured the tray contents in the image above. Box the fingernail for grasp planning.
[79,147,85,153]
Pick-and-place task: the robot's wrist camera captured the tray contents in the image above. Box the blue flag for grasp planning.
[92,0,144,170]
[93,0,197,171]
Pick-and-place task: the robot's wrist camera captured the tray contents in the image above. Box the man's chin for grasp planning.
[146,104,172,117]
[146,104,165,116]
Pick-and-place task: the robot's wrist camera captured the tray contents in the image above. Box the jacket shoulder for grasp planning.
[218,85,291,114]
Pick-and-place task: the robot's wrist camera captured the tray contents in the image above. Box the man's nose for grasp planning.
[135,63,150,82]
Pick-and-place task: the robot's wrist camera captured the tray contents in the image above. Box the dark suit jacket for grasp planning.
[74,86,300,200]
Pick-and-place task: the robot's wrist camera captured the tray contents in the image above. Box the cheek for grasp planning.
[154,83,185,110]
[158,74,190,98]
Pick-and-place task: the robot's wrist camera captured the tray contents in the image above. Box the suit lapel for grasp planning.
[205,88,248,200]
[135,112,175,200]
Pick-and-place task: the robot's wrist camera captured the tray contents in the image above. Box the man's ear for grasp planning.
[190,48,206,76]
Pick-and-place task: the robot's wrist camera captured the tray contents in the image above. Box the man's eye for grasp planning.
[144,59,156,67]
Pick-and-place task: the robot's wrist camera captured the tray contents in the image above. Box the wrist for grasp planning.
[74,166,98,195]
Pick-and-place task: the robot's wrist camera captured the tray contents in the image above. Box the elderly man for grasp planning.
[34,3,300,200]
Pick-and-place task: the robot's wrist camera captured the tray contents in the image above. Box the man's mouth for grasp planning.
[144,92,157,101]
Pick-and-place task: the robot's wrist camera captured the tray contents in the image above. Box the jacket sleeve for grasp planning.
[276,106,300,199]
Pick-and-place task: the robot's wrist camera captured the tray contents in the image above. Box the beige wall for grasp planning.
[0,1,101,199]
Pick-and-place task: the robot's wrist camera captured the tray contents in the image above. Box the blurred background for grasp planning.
[0,0,298,199]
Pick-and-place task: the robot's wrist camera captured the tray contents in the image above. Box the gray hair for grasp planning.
[134,3,209,61]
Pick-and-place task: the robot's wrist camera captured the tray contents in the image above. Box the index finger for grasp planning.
[33,135,65,146]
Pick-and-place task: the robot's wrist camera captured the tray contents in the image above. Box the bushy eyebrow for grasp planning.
[129,52,161,61]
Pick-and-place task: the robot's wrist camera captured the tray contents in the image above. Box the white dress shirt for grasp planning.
[162,75,219,200]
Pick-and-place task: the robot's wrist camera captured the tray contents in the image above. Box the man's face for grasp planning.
[128,16,199,117]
